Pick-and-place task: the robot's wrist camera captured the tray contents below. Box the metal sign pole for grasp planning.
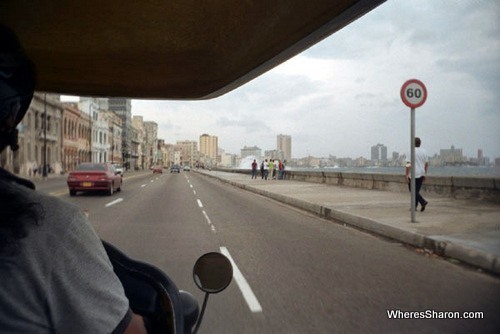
[410,108,416,223]
[401,79,427,224]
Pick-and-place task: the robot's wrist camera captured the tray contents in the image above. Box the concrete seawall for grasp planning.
[219,169,500,204]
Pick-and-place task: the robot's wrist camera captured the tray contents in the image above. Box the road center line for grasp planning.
[141,184,147,188]
[49,190,68,197]
[202,210,212,225]
[105,198,123,207]
[220,247,263,313]
[197,199,203,208]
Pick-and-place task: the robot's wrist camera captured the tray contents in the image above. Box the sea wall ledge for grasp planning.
[219,169,500,204]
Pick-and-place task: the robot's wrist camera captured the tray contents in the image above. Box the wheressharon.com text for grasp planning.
[387,310,484,320]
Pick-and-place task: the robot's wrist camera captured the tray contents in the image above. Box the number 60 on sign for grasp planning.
[400,79,427,109]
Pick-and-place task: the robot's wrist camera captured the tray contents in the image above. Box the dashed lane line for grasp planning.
[202,210,212,225]
[193,179,260,312]
[220,247,263,313]
[49,190,68,197]
[105,198,124,207]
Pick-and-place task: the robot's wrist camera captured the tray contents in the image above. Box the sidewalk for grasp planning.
[195,170,500,275]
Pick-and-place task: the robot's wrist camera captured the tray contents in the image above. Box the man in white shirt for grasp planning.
[405,137,429,211]
[263,159,269,180]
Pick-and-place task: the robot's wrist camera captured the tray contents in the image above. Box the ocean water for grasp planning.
[288,166,500,177]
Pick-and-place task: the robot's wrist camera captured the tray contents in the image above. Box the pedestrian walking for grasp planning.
[405,137,429,211]
[260,161,264,179]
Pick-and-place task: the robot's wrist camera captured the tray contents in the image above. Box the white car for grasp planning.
[112,164,124,175]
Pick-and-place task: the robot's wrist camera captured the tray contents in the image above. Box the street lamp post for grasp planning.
[88,102,92,162]
[42,93,48,177]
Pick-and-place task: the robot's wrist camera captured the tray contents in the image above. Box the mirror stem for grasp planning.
[191,293,209,334]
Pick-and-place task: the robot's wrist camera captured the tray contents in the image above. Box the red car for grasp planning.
[152,166,163,174]
[67,162,122,196]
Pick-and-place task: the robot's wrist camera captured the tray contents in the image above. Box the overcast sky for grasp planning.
[130,0,499,160]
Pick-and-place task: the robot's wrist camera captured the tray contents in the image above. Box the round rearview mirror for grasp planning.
[193,252,233,294]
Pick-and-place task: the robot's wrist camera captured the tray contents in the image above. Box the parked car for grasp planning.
[183,165,191,172]
[152,166,163,174]
[67,162,122,196]
[170,164,181,173]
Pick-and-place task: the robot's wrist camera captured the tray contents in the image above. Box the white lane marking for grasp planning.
[190,184,193,188]
[105,198,123,207]
[202,210,216,233]
[141,184,147,188]
[202,210,212,225]
[220,247,262,313]
[150,180,154,183]
[193,190,197,195]
[197,199,203,208]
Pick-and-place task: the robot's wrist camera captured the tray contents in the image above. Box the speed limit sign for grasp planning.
[400,79,427,108]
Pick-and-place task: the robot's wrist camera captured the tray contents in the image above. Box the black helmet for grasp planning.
[0,25,36,151]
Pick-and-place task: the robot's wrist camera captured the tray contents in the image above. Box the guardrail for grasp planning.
[216,168,500,204]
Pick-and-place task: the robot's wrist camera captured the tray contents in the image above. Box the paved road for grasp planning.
[37,171,500,333]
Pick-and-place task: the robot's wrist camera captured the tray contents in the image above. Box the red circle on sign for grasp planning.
[400,79,427,108]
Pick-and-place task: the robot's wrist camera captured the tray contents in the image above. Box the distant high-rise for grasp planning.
[241,146,261,159]
[199,134,218,162]
[177,140,198,167]
[478,149,484,166]
[440,145,464,164]
[371,143,387,162]
[108,98,132,167]
[277,134,292,161]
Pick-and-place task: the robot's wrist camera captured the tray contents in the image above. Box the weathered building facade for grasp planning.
[1,93,63,176]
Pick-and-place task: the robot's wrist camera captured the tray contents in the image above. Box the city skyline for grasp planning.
[123,115,492,163]
[59,95,497,163]
[121,108,493,162]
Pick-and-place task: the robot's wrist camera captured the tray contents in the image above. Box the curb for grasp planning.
[199,171,500,275]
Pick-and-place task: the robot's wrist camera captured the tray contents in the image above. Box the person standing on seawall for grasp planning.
[263,159,269,180]
[405,137,429,212]
[251,159,258,179]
